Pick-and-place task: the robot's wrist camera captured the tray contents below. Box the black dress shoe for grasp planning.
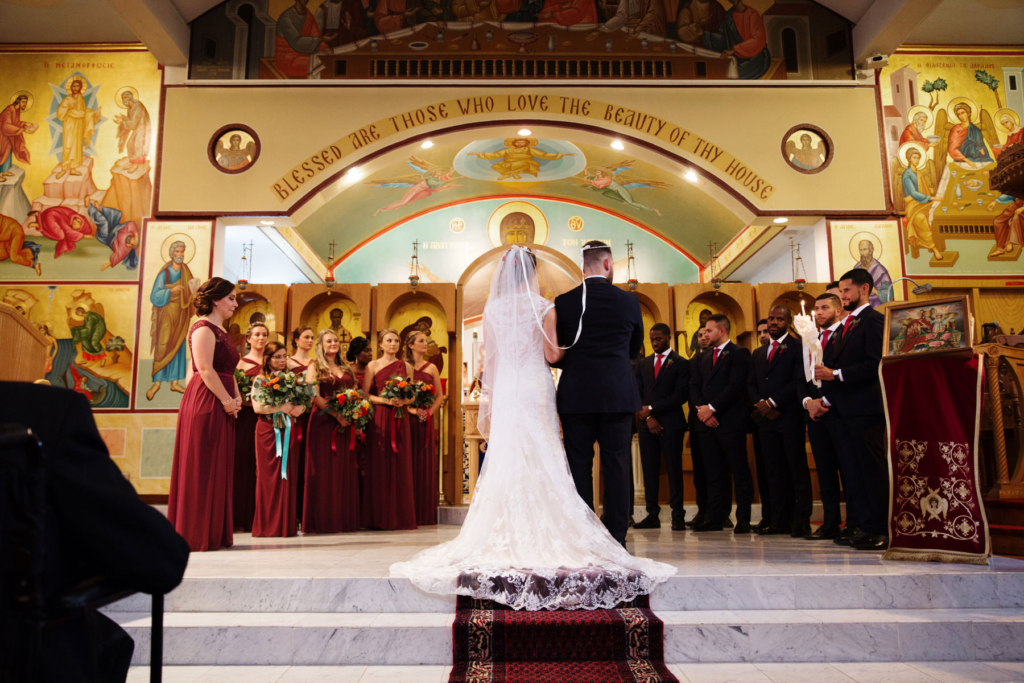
[836,526,859,541]
[633,515,661,529]
[721,517,735,529]
[671,517,687,531]
[734,521,752,534]
[686,514,705,529]
[757,525,786,536]
[692,522,724,532]
[805,525,840,540]
[852,535,889,551]
[790,523,812,538]
[753,520,770,533]
[835,530,870,547]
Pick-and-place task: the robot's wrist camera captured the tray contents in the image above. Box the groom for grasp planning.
[554,240,644,547]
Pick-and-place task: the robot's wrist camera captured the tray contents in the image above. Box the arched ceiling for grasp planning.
[291,124,751,265]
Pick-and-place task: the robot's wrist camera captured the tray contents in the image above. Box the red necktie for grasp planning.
[654,354,664,379]
[767,340,780,364]
[842,315,855,337]
[821,329,832,347]
[713,348,720,365]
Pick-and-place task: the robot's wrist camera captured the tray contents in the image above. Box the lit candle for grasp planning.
[801,299,806,317]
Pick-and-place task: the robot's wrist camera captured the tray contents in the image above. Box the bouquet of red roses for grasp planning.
[410,380,437,421]
[326,387,374,439]
[380,375,416,419]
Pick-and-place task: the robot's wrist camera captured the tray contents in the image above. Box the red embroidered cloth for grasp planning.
[881,354,990,564]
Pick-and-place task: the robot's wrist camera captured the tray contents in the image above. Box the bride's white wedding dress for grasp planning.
[390,246,675,610]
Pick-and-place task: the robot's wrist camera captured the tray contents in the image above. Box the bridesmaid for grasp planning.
[288,326,315,523]
[406,331,443,526]
[303,330,361,533]
[167,278,241,552]
[251,341,305,538]
[347,335,373,511]
[233,322,268,533]
[362,328,417,531]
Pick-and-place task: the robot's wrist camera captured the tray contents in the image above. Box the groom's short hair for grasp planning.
[707,313,731,332]
[581,240,612,268]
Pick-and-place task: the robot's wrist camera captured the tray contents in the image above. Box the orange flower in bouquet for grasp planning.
[380,375,416,419]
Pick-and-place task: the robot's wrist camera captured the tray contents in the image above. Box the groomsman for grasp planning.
[751,318,774,532]
[748,305,812,537]
[634,323,690,530]
[814,269,888,551]
[686,325,711,528]
[690,314,754,533]
[800,292,859,540]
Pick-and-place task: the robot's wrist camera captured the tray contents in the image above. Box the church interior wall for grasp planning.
[3,39,1023,497]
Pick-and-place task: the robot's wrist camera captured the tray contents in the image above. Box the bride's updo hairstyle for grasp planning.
[194,277,235,316]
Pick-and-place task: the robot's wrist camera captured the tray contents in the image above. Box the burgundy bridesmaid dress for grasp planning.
[252,408,300,537]
[354,368,369,527]
[167,320,241,552]
[233,357,260,532]
[291,360,311,525]
[303,373,361,533]
[364,360,417,531]
[410,364,438,526]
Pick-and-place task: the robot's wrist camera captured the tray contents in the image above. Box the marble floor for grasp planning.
[106,525,1024,670]
[126,662,1024,683]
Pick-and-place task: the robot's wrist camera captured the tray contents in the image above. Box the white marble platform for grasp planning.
[107,526,1024,668]
[126,662,1024,683]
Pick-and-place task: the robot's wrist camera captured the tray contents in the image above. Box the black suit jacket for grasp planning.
[689,341,752,433]
[820,306,885,417]
[747,334,806,431]
[554,277,643,414]
[0,383,190,600]
[636,350,690,432]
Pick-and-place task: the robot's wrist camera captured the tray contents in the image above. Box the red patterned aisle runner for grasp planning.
[881,355,991,564]
[449,594,678,683]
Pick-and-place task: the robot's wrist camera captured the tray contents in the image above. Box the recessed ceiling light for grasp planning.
[421,140,434,149]
[684,170,698,183]
[518,128,531,136]
[611,140,625,150]
[773,217,788,224]
[260,220,274,225]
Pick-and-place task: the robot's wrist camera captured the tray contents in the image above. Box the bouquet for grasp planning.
[234,368,253,397]
[380,376,416,419]
[251,371,318,429]
[327,388,374,440]
[410,380,437,422]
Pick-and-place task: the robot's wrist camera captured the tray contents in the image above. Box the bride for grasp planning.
[390,245,675,610]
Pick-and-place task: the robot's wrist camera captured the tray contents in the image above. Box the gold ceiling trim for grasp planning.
[0,42,148,53]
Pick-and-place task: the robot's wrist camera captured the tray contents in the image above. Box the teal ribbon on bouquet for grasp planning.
[274,414,292,480]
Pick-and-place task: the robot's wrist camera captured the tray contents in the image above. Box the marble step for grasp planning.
[115,608,1024,666]
[125,662,1024,683]
[105,571,1024,614]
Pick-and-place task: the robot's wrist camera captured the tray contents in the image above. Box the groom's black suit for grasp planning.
[554,276,644,545]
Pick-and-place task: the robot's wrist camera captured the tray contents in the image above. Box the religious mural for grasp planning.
[389,297,449,380]
[304,296,364,357]
[0,283,138,408]
[187,0,851,81]
[828,220,903,306]
[879,49,1024,276]
[228,297,282,355]
[297,138,740,263]
[135,221,213,410]
[0,51,160,281]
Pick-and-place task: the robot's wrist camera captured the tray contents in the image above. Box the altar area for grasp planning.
[113,525,1024,680]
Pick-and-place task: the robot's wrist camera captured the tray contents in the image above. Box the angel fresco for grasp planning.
[934,98,998,173]
[215,132,257,171]
[370,157,459,217]
[785,132,826,171]
[577,161,669,216]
